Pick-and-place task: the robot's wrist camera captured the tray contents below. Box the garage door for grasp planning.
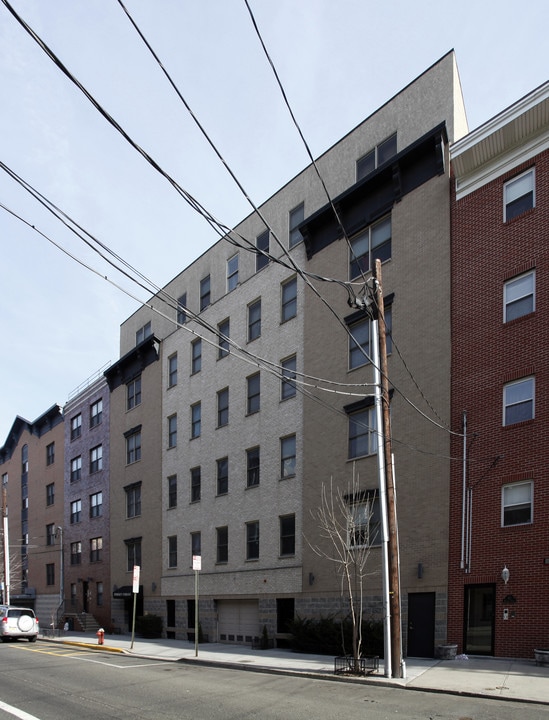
[218,600,259,644]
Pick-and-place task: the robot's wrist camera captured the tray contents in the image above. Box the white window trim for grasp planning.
[503,168,535,222]
[503,270,535,322]
[503,376,535,426]
[501,480,533,527]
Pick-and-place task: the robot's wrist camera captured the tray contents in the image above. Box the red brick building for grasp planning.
[449,82,549,657]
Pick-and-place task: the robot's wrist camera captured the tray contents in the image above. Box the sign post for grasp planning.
[130,565,140,650]
[192,555,201,657]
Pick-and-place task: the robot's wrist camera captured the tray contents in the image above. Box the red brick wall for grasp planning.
[449,150,549,657]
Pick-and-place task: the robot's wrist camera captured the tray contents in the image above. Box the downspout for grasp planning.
[460,411,467,570]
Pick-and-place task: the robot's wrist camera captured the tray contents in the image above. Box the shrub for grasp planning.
[288,614,384,656]
[136,614,163,638]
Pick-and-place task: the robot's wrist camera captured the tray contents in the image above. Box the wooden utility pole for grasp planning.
[373,258,402,678]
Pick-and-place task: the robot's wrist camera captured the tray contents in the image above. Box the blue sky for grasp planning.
[1,0,547,442]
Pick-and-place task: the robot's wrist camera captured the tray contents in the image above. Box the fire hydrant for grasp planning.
[96,628,105,645]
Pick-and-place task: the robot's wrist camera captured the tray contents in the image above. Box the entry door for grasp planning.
[407,592,435,657]
[464,584,494,655]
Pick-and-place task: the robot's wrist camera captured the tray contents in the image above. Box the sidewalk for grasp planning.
[40,631,549,705]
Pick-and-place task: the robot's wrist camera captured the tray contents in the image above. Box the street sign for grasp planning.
[132,565,140,593]
[192,555,201,571]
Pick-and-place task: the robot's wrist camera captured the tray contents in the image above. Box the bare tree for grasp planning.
[308,466,378,668]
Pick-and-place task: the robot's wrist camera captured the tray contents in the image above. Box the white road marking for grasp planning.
[0,699,42,720]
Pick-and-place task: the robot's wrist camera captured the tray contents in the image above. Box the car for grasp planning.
[0,605,39,642]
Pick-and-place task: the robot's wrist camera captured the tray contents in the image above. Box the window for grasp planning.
[46,442,55,466]
[248,299,261,341]
[217,388,229,427]
[190,467,201,503]
[70,500,82,524]
[125,483,142,518]
[191,402,201,438]
[502,481,532,526]
[289,203,304,248]
[127,376,142,410]
[90,537,103,563]
[279,515,295,556]
[90,491,103,518]
[191,531,201,558]
[280,434,296,478]
[168,415,177,449]
[256,229,269,272]
[90,399,103,428]
[281,355,297,400]
[216,526,228,563]
[246,521,259,560]
[168,536,177,568]
[281,276,297,322]
[46,483,55,506]
[503,377,534,425]
[90,445,103,473]
[247,373,260,414]
[227,254,239,291]
[348,305,392,369]
[216,457,228,495]
[71,414,82,440]
[21,444,28,474]
[46,523,56,546]
[246,446,260,487]
[126,430,142,464]
[168,354,178,387]
[46,563,55,586]
[356,133,397,180]
[350,216,391,279]
[168,475,177,509]
[218,318,230,359]
[348,406,377,458]
[136,321,152,345]
[504,271,535,322]
[97,582,104,607]
[504,169,534,221]
[70,541,82,566]
[70,456,82,482]
[191,338,202,374]
[350,494,381,547]
[126,538,142,571]
[177,293,187,324]
[200,274,211,311]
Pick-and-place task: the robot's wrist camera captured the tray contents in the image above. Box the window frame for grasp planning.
[70,456,82,482]
[281,276,297,322]
[504,168,535,222]
[279,514,296,556]
[280,434,296,479]
[255,230,270,272]
[127,376,142,410]
[71,413,82,441]
[191,338,202,374]
[246,446,260,488]
[200,274,211,311]
[349,215,392,279]
[168,535,178,568]
[217,387,229,427]
[248,299,261,342]
[46,483,55,506]
[289,202,304,248]
[168,353,178,387]
[348,406,377,459]
[177,293,187,324]
[504,270,535,322]
[90,536,103,563]
[168,414,177,449]
[190,466,201,503]
[218,318,230,359]
[246,373,260,415]
[216,526,228,564]
[216,456,229,496]
[281,355,297,400]
[90,399,103,428]
[70,499,82,525]
[502,480,533,527]
[136,321,152,345]
[126,431,142,464]
[246,520,260,560]
[89,445,103,474]
[125,483,142,519]
[191,402,201,439]
[46,442,55,466]
[90,491,103,518]
[227,253,239,292]
[167,475,177,509]
[503,377,535,426]
[349,493,381,548]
